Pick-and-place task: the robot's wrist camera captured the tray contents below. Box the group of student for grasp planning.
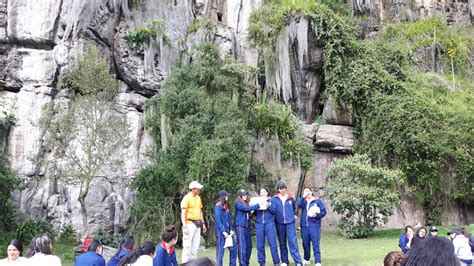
[384,224,474,266]
[1,235,62,266]
[181,180,327,266]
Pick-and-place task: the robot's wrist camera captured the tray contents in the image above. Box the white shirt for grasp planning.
[27,253,61,266]
[129,255,153,266]
[0,257,28,265]
[453,236,473,261]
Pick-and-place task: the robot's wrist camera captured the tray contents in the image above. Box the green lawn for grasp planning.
[2,225,473,266]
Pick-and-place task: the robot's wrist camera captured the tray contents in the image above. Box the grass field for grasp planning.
[2,225,473,266]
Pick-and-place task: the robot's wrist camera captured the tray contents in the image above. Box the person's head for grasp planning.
[28,234,53,257]
[403,237,459,266]
[303,187,313,198]
[113,235,135,258]
[180,257,216,266]
[189,181,203,195]
[404,225,414,236]
[217,190,230,206]
[383,251,405,266]
[118,240,156,266]
[416,227,427,238]
[429,226,438,237]
[237,189,249,201]
[87,240,103,254]
[447,229,461,240]
[162,225,178,246]
[259,188,268,197]
[276,181,287,195]
[7,239,23,261]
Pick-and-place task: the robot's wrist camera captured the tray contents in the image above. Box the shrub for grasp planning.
[324,154,404,238]
[58,225,78,245]
[14,219,55,243]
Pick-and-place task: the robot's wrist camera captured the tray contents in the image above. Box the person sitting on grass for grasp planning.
[108,236,136,266]
[75,240,105,266]
[0,239,28,265]
[118,241,156,266]
[449,229,473,266]
[429,226,438,238]
[398,225,414,254]
[410,226,427,251]
[153,225,179,266]
[27,234,61,266]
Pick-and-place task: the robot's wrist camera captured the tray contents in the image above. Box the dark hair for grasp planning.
[118,240,156,266]
[403,237,459,266]
[162,225,178,243]
[27,234,53,257]
[87,240,102,252]
[416,227,427,237]
[404,225,414,233]
[384,251,405,266]
[112,235,135,259]
[180,257,216,266]
[8,239,23,256]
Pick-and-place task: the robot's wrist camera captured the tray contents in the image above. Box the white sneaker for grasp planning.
[315,263,322,266]
[281,264,288,266]
[303,260,311,265]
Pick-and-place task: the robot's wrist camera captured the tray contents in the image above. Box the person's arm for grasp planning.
[153,248,164,266]
[235,201,260,212]
[316,200,327,219]
[399,235,407,253]
[267,199,277,214]
[214,205,226,235]
[296,197,305,208]
[200,200,207,233]
[100,257,106,266]
[181,197,189,235]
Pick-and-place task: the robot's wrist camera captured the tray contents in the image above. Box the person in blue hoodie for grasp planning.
[255,187,281,266]
[214,190,237,266]
[398,225,414,254]
[154,225,179,266]
[271,181,303,266]
[296,187,327,265]
[235,189,261,266]
[108,235,135,266]
[75,240,106,266]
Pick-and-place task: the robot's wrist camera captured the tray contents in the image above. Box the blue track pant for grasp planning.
[256,222,280,265]
[275,223,302,265]
[301,226,322,263]
[216,231,237,266]
[236,225,252,266]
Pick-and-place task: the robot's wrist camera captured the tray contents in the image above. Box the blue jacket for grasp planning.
[234,200,260,228]
[399,234,410,254]
[255,198,277,224]
[75,251,106,266]
[107,249,129,266]
[271,194,297,224]
[296,197,327,227]
[214,201,233,234]
[153,242,178,266]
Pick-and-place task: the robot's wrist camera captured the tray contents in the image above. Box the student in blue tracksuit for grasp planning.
[75,240,106,266]
[108,235,135,266]
[154,225,179,266]
[296,187,327,265]
[235,189,261,266]
[271,181,303,266]
[214,190,237,266]
[255,188,281,266]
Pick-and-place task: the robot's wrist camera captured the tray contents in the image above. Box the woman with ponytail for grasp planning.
[117,241,156,266]
[108,236,135,266]
[153,225,178,266]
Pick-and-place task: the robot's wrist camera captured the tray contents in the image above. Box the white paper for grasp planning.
[308,205,320,217]
[224,235,233,248]
[250,197,268,210]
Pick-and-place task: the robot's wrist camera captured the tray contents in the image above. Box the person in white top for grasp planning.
[118,240,156,266]
[0,239,28,265]
[449,229,473,266]
[26,234,61,266]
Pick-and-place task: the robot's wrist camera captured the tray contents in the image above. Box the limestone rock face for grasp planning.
[314,125,355,153]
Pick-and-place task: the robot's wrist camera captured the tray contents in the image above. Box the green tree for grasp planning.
[324,154,404,238]
[40,47,130,230]
[130,44,254,244]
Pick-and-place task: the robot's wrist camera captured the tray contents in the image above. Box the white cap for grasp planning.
[189,181,204,190]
